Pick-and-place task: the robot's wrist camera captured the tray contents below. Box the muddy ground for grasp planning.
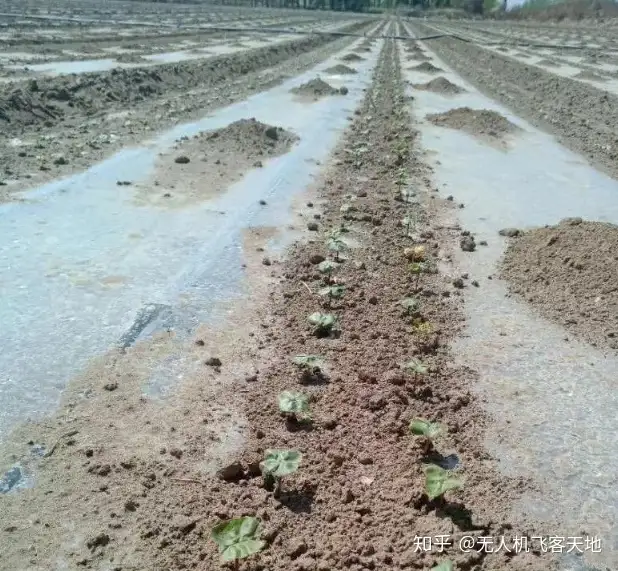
[500,218,618,353]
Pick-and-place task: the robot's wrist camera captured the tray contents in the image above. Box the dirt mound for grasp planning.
[115,52,147,64]
[574,69,607,81]
[323,63,357,75]
[500,219,618,352]
[413,76,465,94]
[410,61,442,73]
[407,52,431,61]
[427,107,519,143]
[137,118,298,206]
[290,77,339,98]
[340,52,364,62]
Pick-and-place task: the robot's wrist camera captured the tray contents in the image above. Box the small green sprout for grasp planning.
[319,285,345,307]
[409,419,443,439]
[409,261,427,289]
[318,260,339,279]
[425,464,463,500]
[278,390,310,421]
[413,320,433,337]
[404,358,428,376]
[326,231,347,262]
[292,355,324,369]
[260,449,302,496]
[211,517,265,563]
[431,562,454,571]
[400,297,420,315]
[308,312,336,335]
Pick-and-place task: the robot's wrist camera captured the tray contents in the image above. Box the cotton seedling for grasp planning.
[211,517,265,565]
[409,261,427,289]
[319,285,345,307]
[260,449,302,497]
[326,230,347,262]
[317,260,339,283]
[431,562,454,571]
[410,418,443,454]
[425,464,463,500]
[307,312,336,336]
[292,355,324,369]
[403,358,428,378]
[278,390,310,422]
[400,297,420,316]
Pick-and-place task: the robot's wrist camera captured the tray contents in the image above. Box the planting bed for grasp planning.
[1,7,618,571]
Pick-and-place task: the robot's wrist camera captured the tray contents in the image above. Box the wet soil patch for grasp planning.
[413,76,465,95]
[136,118,298,206]
[410,61,443,73]
[323,63,357,74]
[290,77,341,99]
[500,218,618,352]
[427,107,520,147]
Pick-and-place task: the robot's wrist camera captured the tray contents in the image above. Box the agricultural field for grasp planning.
[1,3,618,571]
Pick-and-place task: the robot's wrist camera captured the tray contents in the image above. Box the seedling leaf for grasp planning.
[319,285,345,298]
[409,419,442,439]
[318,260,339,274]
[425,465,463,500]
[308,312,336,332]
[211,517,265,561]
[431,561,454,571]
[400,297,419,313]
[260,449,302,478]
[278,391,310,415]
[292,355,323,368]
[404,359,428,375]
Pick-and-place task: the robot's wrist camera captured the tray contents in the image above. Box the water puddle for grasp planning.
[0,38,381,443]
[401,38,618,570]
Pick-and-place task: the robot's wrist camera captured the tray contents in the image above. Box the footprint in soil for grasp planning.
[278,489,315,514]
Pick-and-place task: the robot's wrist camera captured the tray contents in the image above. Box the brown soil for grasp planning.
[135,118,298,207]
[290,77,339,98]
[323,63,357,74]
[500,218,618,352]
[0,39,555,571]
[412,76,465,95]
[0,23,372,201]
[427,107,520,148]
[412,25,618,180]
[410,61,443,73]
[340,52,364,62]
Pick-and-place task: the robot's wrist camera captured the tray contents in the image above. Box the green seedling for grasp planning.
[409,261,427,289]
[413,320,433,337]
[431,562,454,571]
[403,358,428,377]
[211,517,265,564]
[292,355,324,369]
[425,464,463,500]
[326,231,347,262]
[318,260,339,283]
[260,449,302,497]
[400,297,420,315]
[308,312,336,335]
[319,285,345,307]
[410,418,443,454]
[278,390,310,421]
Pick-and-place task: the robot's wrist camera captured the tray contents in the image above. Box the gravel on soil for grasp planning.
[500,218,618,352]
[413,27,618,180]
[412,76,465,94]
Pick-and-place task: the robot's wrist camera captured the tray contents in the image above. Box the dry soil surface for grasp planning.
[500,218,618,353]
[0,38,557,571]
[426,107,519,148]
[290,77,342,100]
[412,76,466,95]
[135,119,298,207]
